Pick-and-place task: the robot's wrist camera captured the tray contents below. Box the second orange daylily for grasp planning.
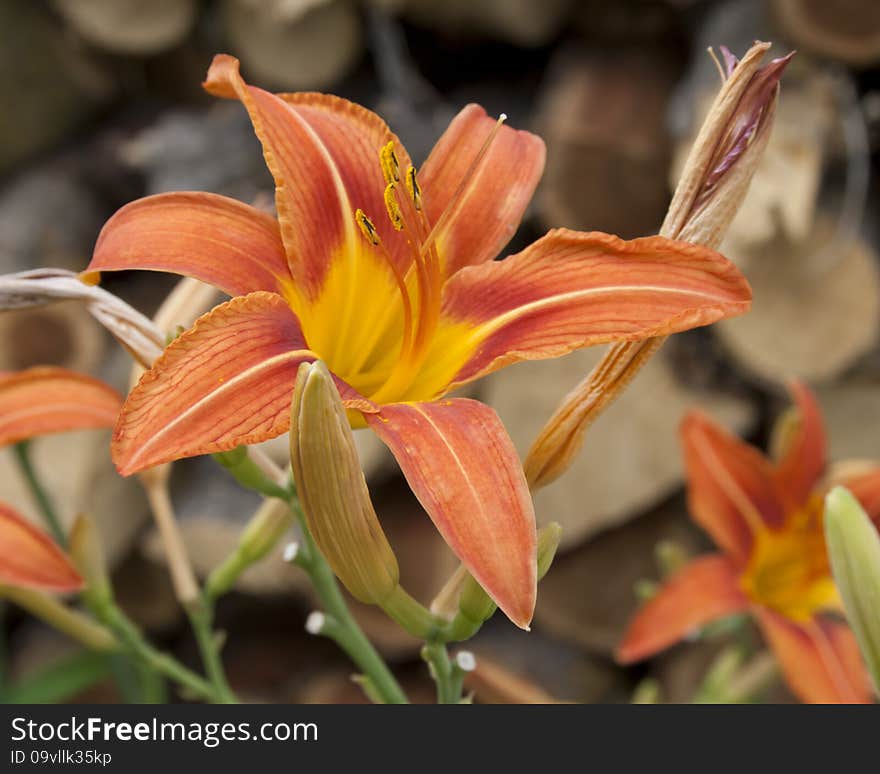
[0,366,123,446]
[618,383,880,703]
[84,55,752,628]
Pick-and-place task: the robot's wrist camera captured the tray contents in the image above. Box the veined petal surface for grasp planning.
[365,399,537,629]
[88,192,291,297]
[113,292,316,474]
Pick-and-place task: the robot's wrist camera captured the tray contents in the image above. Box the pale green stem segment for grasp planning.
[208,450,410,705]
[421,642,468,704]
[291,501,409,705]
[0,586,116,652]
[186,599,237,704]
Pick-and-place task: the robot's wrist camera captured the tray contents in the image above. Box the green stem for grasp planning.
[96,601,220,703]
[186,599,237,704]
[294,506,408,705]
[422,642,463,704]
[13,441,66,546]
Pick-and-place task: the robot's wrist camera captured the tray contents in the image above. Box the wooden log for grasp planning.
[535,45,680,239]
[220,0,362,90]
[816,379,880,461]
[52,0,197,55]
[0,302,106,375]
[484,348,755,550]
[0,0,111,173]
[395,0,575,47]
[772,0,880,68]
[0,165,109,273]
[716,218,880,385]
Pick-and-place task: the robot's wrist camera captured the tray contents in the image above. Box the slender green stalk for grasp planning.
[1,587,117,652]
[186,599,237,704]
[293,508,408,704]
[206,455,407,703]
[95,601,220,703]
[421,642,463,704]
[13,441,66,546]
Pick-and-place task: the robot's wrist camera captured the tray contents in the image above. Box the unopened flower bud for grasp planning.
[824,486,880,694]
[290,361,400,604]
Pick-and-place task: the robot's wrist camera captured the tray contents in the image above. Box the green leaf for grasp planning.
[5,650,113,704]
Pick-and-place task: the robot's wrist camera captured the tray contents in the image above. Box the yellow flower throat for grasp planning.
[739,494,841,622]
[288,118,507,408]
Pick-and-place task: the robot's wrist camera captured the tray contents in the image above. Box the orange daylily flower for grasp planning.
[0,366,123,446]
[85,54,751,628]
[0,501,82,591]
[618,383,880,703]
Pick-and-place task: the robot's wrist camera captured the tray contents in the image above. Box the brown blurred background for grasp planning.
[1,0,880,703]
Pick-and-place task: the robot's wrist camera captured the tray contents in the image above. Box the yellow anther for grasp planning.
[405,166,421,211]
[355,208,380,245]
[380,141,400,184]
[383,183,403,231]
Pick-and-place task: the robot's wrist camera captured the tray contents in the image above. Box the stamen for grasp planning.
[405,166,422,211]
[380,141,400,184]
[355,208,380,246]
[384,183,404,231]
[421,113,507,255]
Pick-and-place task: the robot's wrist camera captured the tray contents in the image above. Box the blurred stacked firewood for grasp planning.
[1,0,879,704]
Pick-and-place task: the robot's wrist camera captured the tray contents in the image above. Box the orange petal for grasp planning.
[842,467,880,525]
[278,92,415,277]
[365,399,537,629]
[113,291,317,475]
[756,610,871,703]
[204,55,411,298]
[773,381,827,503]
[682,410,785,563]
[0,501,82,591]
[617,555,747,663]
[434,229,750,389]
[0,367,122,446]
[87,192,291,297]
[419,103,546,278]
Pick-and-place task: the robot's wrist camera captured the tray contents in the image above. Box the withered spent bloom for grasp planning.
[525,42,792,491]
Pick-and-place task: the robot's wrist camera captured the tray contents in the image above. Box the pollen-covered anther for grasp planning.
[380,141,400,184]
[405,166,422,211]
[355,208,380,246]
[383,183,404,231]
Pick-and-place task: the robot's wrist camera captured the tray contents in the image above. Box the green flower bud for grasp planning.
[825,486,880,695]
[290,361,400,604]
